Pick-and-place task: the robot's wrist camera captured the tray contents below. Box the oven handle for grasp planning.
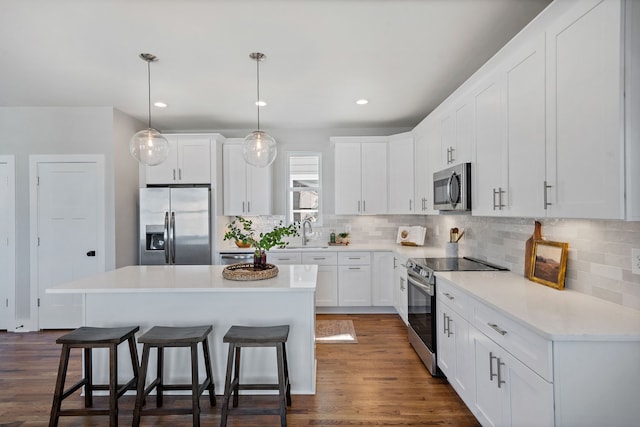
[407,274,434,296]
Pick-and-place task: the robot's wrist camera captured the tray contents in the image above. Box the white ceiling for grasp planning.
[0,0,551,132]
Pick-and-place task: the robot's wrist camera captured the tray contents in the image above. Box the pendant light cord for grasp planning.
[256,55,261,131]
[147,59,152,129]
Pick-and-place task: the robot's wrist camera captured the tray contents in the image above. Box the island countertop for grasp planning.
[48,264,318,293]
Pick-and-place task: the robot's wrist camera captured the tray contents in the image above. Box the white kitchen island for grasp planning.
[48,264,318,394]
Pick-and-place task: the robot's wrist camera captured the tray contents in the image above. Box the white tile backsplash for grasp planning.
[218,214,640,310]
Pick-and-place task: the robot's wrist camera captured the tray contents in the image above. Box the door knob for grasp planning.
[86,250,96,257]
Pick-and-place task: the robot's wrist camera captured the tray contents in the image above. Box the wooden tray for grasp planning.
[328,242,349,246]
[222,263,279,281]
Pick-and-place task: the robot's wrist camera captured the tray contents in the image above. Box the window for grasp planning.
[286,153,321,225]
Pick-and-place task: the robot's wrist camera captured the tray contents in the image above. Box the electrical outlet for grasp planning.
[633,248,640,275]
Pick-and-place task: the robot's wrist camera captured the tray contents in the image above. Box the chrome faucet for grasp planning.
[302,219,313,246]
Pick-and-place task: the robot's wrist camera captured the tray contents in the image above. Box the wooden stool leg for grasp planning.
[190,343,201,427]
[220,343,236,427]
[84,347,93,408]
[232,346,241,407]
[127,336,140,389]
[109,343,118,427]
[156,346,164,407]
[276,343,288,427]
[49,345,70,427]
[283,342,291,406]
[132,344,151,427]
[202,337,216,406]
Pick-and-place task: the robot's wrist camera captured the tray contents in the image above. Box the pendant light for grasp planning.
[243,52,277,168]
[129,53,170,166]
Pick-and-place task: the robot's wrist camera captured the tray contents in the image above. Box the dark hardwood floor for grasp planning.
[0,314,480,426]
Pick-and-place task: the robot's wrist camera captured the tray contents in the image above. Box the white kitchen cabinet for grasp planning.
[302,252,338,307]
[337,252,371,306]
[545,0,624,219]
[471,325,554,427]
[223,140,271,216]
[439,96,473,169]
[333,137,388,215]
[145,135,212,184]
[388,133,415,214]
[393,254,408,324]
[371,252,394,306]
[413,120,438,214]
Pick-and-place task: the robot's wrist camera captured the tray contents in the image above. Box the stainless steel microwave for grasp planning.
[433,162,472,211]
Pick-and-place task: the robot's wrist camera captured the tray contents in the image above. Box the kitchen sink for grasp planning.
[282,245,329,250]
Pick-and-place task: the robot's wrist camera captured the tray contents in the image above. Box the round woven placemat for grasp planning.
[222,263,279,281]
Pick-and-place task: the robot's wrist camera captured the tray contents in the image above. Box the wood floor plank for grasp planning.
[0,314,480,426]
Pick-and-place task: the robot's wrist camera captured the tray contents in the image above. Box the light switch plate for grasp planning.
[632,248,640,275]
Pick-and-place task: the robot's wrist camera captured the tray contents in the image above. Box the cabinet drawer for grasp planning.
[269,253,302,265]
[471,300,552,381]
[338,252,371,265]
[436,277,469,317]
[302,252,337,266]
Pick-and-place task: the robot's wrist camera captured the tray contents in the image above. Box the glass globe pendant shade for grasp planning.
[129,128,170,166]
[243,130,277,168]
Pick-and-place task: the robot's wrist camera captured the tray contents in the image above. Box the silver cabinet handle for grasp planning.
[443,313,449,335]
[443,292,454,300]
[178,168,182,180]
[544,180,552,209]
[363,200,366,212]
[409,199,412,211]
[357,200,361,213]
[170,211,176,264]
[488,323,507,336]
[421,197,426,211]
[348,267,361,270]
[493,188,506,210]
[247,201,251,213]
[497,357,506,388]
[173,169,176,181]
[400,277,406,291]
[313,257,326,260]
[393,257,397,269]
[489,351,498,382]
[242,201,245,213]
[446,315,453,338]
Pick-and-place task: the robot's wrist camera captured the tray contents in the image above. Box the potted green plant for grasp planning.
[337,232,350,244]
[223,216,299,269]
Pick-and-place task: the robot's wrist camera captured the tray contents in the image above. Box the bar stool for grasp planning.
[132,325,216,427]
[49,325,140,427]
[220,325,291,427]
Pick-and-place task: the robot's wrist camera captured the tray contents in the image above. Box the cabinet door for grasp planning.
[440,114,455,167]
[178,137,211,184]
[222,143,248,216]
[388,135,415,214]
[145,138,179,184]
[338,265,371,306]
[505,34,546,217]
[413,123,436,213]
[246,162,272,215]
[436,303,455,377]
[471,327,505,427]
[393,256,408,324]
[361,142,388,214]
[334,143,362,214]
[473,72,506,217]
[315,265,338,306]
[546,0,624,219]
[372,252,394,306]
[454,97,474,165]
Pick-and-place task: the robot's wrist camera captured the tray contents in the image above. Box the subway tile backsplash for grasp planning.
[219,214,640,310]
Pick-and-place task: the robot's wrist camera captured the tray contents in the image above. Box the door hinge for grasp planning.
[37,298,40,307]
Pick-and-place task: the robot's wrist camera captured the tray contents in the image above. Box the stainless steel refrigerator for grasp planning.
[139,187,211,265]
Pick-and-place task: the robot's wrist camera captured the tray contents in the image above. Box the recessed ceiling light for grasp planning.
[255,100,267,107]
[356,99,369,105]
[154,101,168,108]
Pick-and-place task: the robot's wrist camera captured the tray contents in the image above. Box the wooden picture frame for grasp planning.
[529,240,569,290]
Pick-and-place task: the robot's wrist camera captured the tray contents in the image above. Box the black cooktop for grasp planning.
[411,256,509,272]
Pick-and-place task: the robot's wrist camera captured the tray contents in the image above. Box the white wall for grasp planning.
[0,106,143,326]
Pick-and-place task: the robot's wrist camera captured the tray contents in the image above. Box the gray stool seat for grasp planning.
[221,325,291,427]
[133,325,216,427]
[49,326,140,427]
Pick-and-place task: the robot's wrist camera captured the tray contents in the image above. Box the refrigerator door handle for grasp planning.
[164,211,170,264]
[170,212,176,264]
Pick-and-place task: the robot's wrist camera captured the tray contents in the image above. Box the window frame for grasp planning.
[285,151,322,226]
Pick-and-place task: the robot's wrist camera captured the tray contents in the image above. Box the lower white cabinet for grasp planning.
[337,252,371,306]
[436,302,473,404]
[393,255,408,324]
[371,252,394,306]
[470,325,554,427]
[302,252,338,307]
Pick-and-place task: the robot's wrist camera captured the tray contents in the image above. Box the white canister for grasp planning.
[445,242,458,258]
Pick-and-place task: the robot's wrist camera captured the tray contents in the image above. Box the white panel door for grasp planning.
[36,161,103,328]
[388,135,415,214]
[0,158,15,330]
[179,137,211,184]
[334,143,362,215]
[361,143,388,214]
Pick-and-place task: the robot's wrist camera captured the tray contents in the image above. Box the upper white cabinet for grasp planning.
[222,139,271,216]
[145,135,213,185]
[438,96,473,169]
[413,122,436,214]
[388,133,415,214]
[545,0,624,219]
[332,137,388,215]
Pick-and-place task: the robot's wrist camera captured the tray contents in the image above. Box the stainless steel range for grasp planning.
[406,256,508,376]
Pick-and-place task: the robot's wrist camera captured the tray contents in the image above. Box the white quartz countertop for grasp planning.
[436,270,640,341]
[48,265,318,294]
[218,243,445,259]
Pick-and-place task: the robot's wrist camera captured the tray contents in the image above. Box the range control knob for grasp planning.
[405,260,414,269]
[420,269,429,278]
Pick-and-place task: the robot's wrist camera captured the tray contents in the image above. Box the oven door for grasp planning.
[407,273,435,353]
